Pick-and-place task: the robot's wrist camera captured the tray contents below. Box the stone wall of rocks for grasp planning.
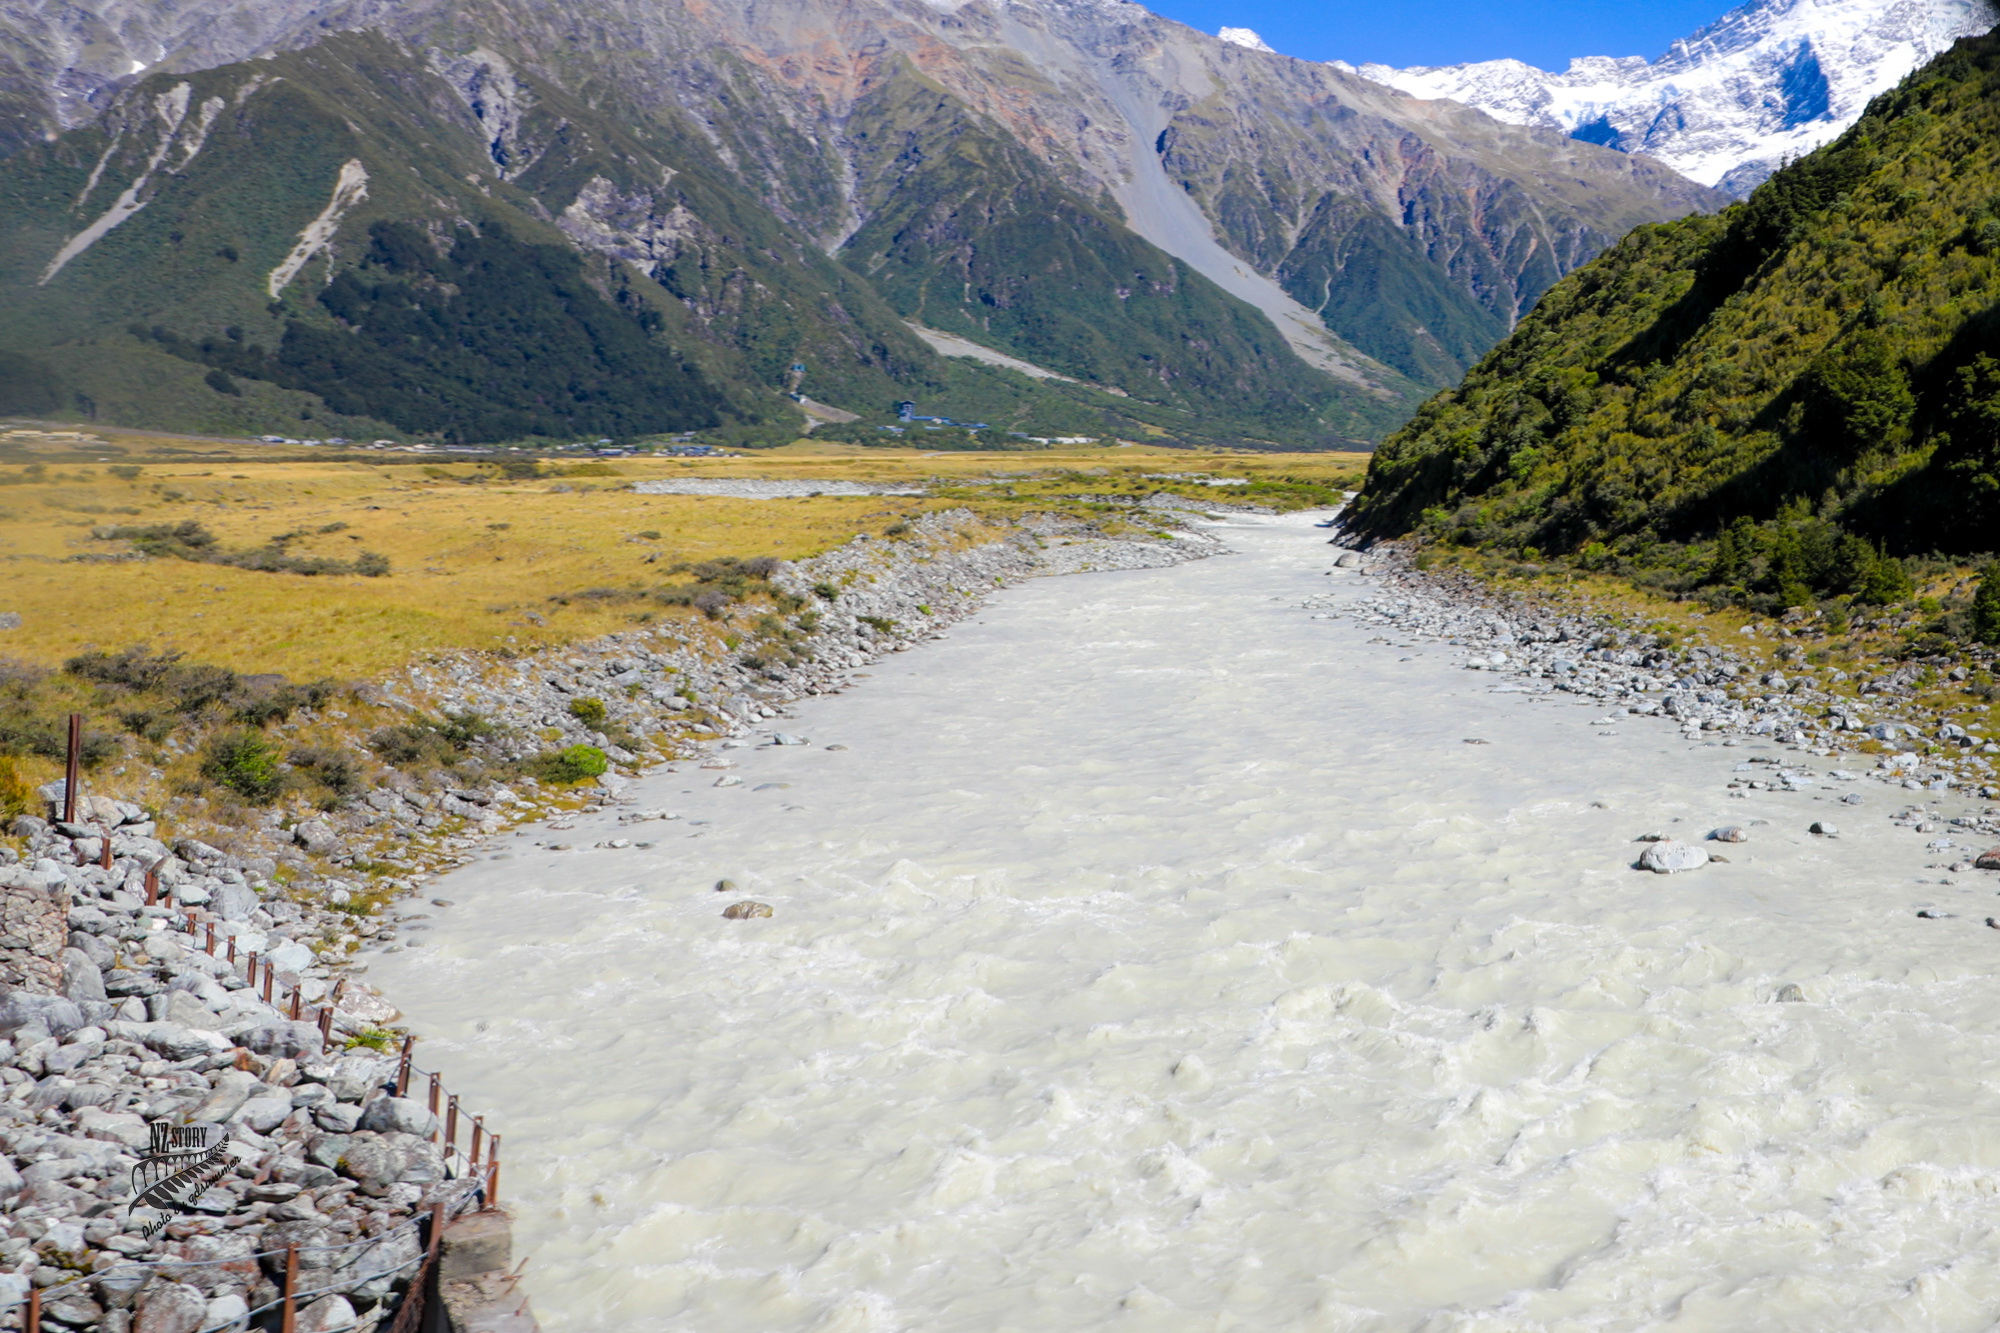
[0,795,519,1332]
[0,886,65,997]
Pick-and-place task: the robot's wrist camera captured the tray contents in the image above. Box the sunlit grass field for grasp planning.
[0,425,1368,681]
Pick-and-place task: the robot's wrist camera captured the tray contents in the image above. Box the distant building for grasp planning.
[893,400,986,430]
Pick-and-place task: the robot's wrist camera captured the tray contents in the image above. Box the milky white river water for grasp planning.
[372,513,2000,1332]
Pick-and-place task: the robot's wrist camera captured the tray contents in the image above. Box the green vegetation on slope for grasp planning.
[838,64,1402,449]
[0,33,1391,449]
[1354,29,2000,629]
[144,220,726,443]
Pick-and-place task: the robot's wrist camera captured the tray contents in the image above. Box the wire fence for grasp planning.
[8,744,512,1331]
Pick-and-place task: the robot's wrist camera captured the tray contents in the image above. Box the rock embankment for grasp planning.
[1321,550,2000,801]
[0,797,521,1331]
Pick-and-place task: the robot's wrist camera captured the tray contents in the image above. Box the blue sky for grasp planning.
[1146,0,1735,70]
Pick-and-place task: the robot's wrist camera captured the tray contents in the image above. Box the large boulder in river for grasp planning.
[1638,841,1709,874]
[1977,848,2000,870]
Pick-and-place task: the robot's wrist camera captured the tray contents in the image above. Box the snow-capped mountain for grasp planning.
[1341,0,1996,194]
[1218,27,1277,53]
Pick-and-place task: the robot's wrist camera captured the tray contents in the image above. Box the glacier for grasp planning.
[1337,0,1996,194]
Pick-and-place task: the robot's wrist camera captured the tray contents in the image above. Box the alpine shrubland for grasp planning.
[1353,29,2000,645]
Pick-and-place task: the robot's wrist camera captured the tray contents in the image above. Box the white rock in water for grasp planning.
[1638,840,1709,873]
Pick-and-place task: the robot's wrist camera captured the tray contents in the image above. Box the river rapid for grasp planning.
[372,512,2000,1332]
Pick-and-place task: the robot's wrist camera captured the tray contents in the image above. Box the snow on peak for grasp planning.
[1219,27,1276,53]
[1349,0,1996,194]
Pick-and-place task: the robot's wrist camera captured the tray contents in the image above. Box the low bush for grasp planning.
[1976,563,2000,646]
[95,522,391,577]
[202,730,286,803]
[290,744,362,808]
[369,710,493,770]
[567,697,607,728]
[66,647,333,723]
[531,744,608,784]
[0,758,28,822]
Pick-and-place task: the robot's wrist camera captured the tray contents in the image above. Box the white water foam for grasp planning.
[372,513,2000,1330]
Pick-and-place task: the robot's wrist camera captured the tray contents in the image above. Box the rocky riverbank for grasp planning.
[0,797,517,1332]
[1318,542,2000,853]
[0,507,1220,1332]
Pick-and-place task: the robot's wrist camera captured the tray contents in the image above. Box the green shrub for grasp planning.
[202,730,286,803]
[532,744,608,784]
[1859,556,1914,605]
[811,582,840,601]
[567,697,607,728]
[0,758,28,823]
[1974,563,2000,645]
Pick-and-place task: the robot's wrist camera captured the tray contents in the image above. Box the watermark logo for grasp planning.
[128,1123,242,1237]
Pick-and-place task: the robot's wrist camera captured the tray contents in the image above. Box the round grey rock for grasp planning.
[1638,841,1709,874]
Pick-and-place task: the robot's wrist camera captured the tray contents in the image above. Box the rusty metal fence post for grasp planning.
[61,714,79,824]
[281,1244,298,1333]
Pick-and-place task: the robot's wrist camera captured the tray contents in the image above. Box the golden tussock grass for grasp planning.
[0,425,1367,683]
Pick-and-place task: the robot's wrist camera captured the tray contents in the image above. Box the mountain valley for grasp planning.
[0,0,1720,446]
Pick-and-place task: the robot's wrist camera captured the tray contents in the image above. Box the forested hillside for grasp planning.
[1353,29,2000,617]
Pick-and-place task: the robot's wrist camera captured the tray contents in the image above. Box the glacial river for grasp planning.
[372,512,2000,1332]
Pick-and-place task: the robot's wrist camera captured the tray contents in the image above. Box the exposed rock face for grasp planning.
[0,879,67,994]
[1348,0,1996,194]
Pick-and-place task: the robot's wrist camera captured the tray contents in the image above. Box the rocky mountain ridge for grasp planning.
[0,0,1720,443]
[1346,0,1997,194]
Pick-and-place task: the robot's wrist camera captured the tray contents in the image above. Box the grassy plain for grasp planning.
[0,424,1367,681]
